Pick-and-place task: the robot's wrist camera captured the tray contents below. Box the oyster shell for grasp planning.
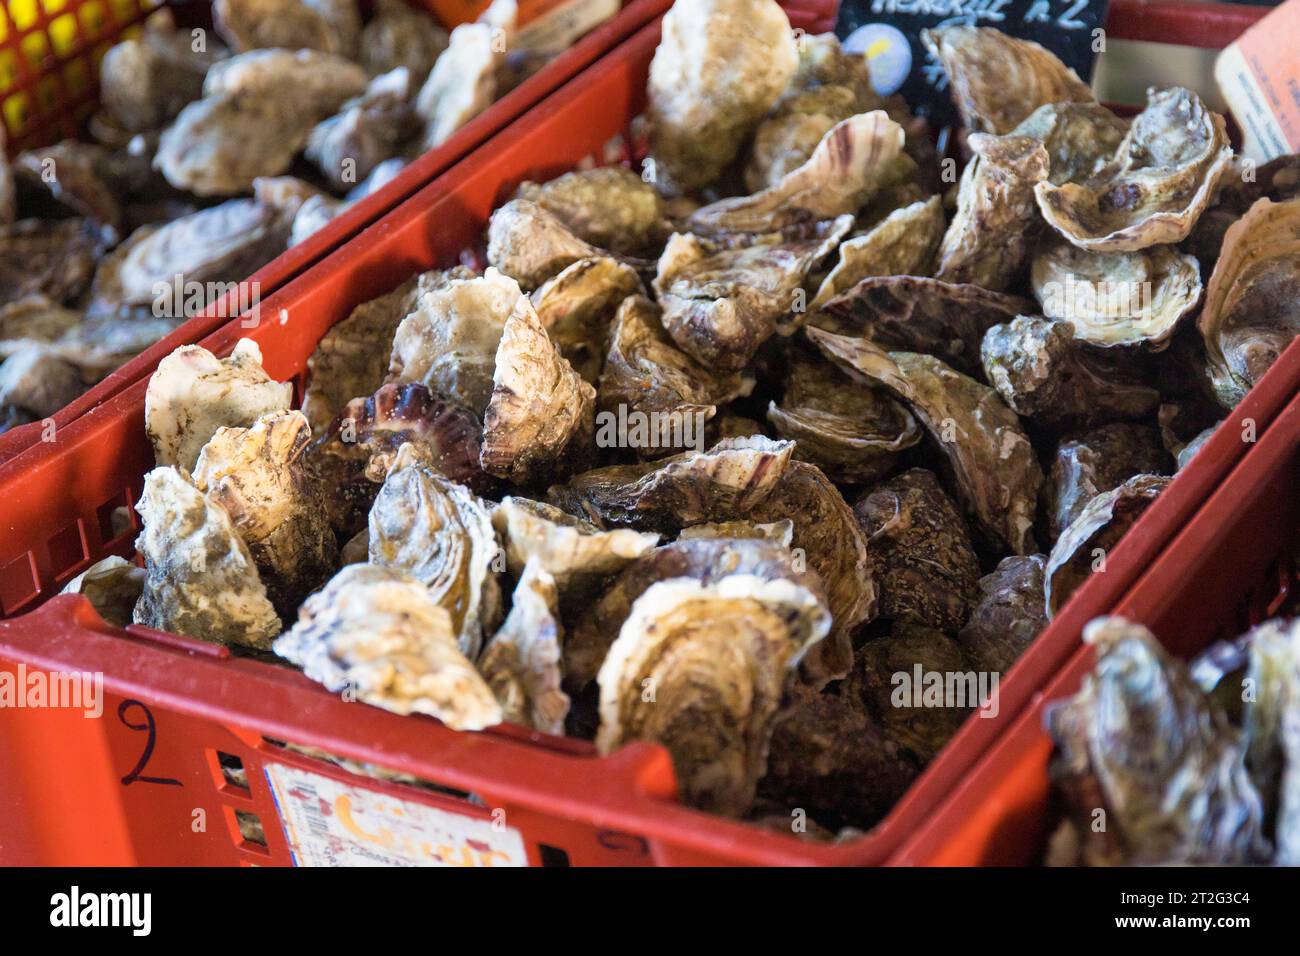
[360,0,449,78]
[678,519,793,546]
[415,0,515,149]
[956,554,1048,673]
[653,218,850,372]
[809,328,1042,554]
[933,133,1050,292]
[646,0,797,195]
[546,435,794,535]
[368,443,500,659]
[479,292,596,485]
[981,315,1162,430]
[388,267,521,415]
[213,0,360,56]
[1197,197,1300,408]
[1045,423,1169,544]
[0,348,84,417]
[145,339,292,472]
[305,68,417,192]
[100,9,223,133]
[1011,102,1129,187]
[687,112,906,236]
[517,168,666,257]
[1035,87,1233,252]
[492,496,659,586]
[532,258,643,385]
[479,560,570,734]
[192,411,337,618]
[853,468,980,632]
[59,555,146,629]
[595,575,831,816]
[486,199,606,291]
[767,346,920,484]
[921,26,1094,135]
[273,563,501,730]
[0,219,104,305]
[809,197,945,309]
[812,276,1033,377]
[1031,242,1202,349]
[14,141,124,244]
[0,297,81,357]
[133,466,282,648]
[1045,474,1171,616]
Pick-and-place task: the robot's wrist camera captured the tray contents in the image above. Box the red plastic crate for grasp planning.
[0,1,1287,867]
[0,0,675,463]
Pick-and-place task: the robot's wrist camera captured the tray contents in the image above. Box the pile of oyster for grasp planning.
[79,0,1300,840]
[0,0,547,431]
[1047,615,1300,866]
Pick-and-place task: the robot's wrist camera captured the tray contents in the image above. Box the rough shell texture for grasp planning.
[492,496,658,588]
[596,575,830,816]
[145,339,292,472]
[1045,474,1171,617]
[1045,423,1169,544]
[956,554,1048,673]
[0,219,103,306]
[59,555,146,629]
[368,443,500,659]
[852,468,981,632]
[486,199,604,291]
[100,10,223,133]
[922,26,1094,134]
[646,0,797,194]
[305,68,416,192]
[518,168,666,257]
[360,0,448,78]
[214,0,360,56]
[810,328,1043,554]
[810,197,945,309]
[273,564,502,731]
[15,141,123,244]
[415,15,505,150]
[1011,102,1129,187]
[1035,87,1233,252]
[532,257,643,384]
[133,466,282,648]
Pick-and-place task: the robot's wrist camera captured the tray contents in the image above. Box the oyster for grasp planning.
[921,26,1094,135]
[0,348,84,418]
[305,68,417,192]
[956,555,1048,673]
[14,141,123,244]
[1183,154,1300,270]
[213,0,360,56]
[1031,242,1202,349]
[479,560,570,734]
[653,218,850,372]
[479,293,596,485]
[192,411,337,618]
[0,297,81,357]
[145,339,292,472]
[1047,616,1266,865]
[810,197,945,309]
[43,313,181,384]
[1035,87,1233,252]
[686,112,906,236]
[546,435,794,535]
[1197,197,1300,408]
[811,276,1033,377]
[59,556,146,629]
[646,0,797,194]
[1011,102,1129,187]
[305,382,485,539]
[595,575,831,816]
[133,466,282,648]
[933,133,1050,292]
[981,315,1162,430]
[368,443,500,659]
[852,468,981,632]
[1045,474,1171,616]
[767,346,920,484]
[0,219,103,305]
[517,168,666,257]
[809,328,1042,554]
[273,564,501,730]
[1044,423,1168,543]
[387,267,521,415]
[533,259,643,385]
[1238,618,1300,823]
[486,199,606,291]
[415,0,516,149]
[360,0,449,78]
[678,519,793,546]
[100,9,223,133]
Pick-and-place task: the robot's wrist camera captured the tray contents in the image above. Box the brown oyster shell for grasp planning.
[810,197,945,309]
[677,519,793,546]
[1044,423,1169,544]
[1011,102,1129,187]
[517,167,666,257]
[0,219,104,306]
[100,9,224,133]
[360,0,448,78]
[0,347,84,417]
[492,496,659,588]
[531,257,642,386]
[956,554,1048,673]
[214,0,360,56]
[486,199,606,291]
[59,556,146,629]
[14,141,124,244]
[305,68,417,193]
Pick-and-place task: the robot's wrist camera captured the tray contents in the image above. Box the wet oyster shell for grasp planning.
[1011,102,1129,187]
[767,346,920,484]
[517,168,666,257]
[853,468,981,632]
[934,133,1050,292]
[192,411,337,619]
[59,556,146,629]
[956,554,1048,673]
[214,0,360,56]
[133,466,282,648]
[0,219,104,305]
[981,315,1162,430]
[479,560,570,734]
[360,0,448,79]
[479,293,596,485]
[921,26,1094,135]
[273,563,502,730]
[532,257,643,384]
[369,443,500,659]
[809,328,1043,554]
[646,0,797,194]
[486,199,606,291]
[1045,474,1171,617]
[1197,197,1300,408]
[1031,242,1202,349]
[810,197,945,309]
[1035,87,1233,252]
[595,575,831,816]
[101,9,222,133]
[546,435,794,535]
[145,339,292,472]
[1044,423,1169,544]
[305,68,417,192]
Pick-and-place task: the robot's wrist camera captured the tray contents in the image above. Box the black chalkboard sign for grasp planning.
[835,0,1112,130]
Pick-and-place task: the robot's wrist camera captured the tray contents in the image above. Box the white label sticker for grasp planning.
[264,762,528,867]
